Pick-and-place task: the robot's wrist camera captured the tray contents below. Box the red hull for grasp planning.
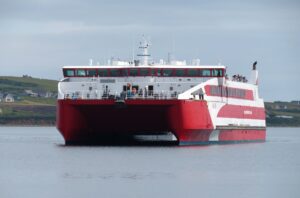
[56,99,266,145]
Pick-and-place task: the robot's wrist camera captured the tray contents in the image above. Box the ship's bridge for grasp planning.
[62,65,226,78]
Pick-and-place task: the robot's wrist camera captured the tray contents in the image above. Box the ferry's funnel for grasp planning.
[250,61,258,85]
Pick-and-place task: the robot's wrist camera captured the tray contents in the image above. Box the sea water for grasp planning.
[0,127,299,198]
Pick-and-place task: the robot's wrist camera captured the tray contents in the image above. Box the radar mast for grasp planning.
[137,35,151,66]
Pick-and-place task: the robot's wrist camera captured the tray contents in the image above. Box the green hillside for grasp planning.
[0,76,57,93]
[265,101,300,127]
[0,76,58,105]
[0,76,58,125]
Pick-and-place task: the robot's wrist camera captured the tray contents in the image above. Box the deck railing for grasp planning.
[63,90,181,100]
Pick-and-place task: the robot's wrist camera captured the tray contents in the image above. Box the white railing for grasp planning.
[63,90,181,100]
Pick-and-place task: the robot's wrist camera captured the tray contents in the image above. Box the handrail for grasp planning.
[63,90,181,100]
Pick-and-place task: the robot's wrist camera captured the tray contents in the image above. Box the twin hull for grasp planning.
[56,99,266,145]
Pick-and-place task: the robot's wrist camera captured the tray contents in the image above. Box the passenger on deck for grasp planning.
[144,86,148,98]
[126,83,132,97]
[199,88,204,100]
[232,75,237,81]
[132,87,137,95]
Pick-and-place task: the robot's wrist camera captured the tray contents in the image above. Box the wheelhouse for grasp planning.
[62,67,226,78]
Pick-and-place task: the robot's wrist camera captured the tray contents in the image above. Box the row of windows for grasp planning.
[63,68,224,77]
[210,86,247,98]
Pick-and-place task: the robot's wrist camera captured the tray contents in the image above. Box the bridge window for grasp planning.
[86,69,97,76]
[212,69,223,77]
[150,69,156,76]
[201,69,211,77]
[76,69,86,77]
[175,69,185,76]
[140,68,149,76]
[162,69,173,76]
[187,69,198,77]
[157,69,162,76]
[120,69,128,76]
[64,69,75,77]
[129,68,138,76]
[110,69,120,77]
[219,69,223,76]
[98,69,109,77]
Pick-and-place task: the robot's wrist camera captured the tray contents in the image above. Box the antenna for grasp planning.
[167,52,171,64]
[171,34,174,59]
[132,35,135,65]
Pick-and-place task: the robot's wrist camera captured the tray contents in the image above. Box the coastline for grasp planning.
[0,124,55,127]
[0,121,55,127]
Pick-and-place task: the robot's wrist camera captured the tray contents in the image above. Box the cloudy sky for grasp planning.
[0,0,299,101]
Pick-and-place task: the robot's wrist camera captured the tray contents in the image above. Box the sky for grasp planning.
[0,0,299,101]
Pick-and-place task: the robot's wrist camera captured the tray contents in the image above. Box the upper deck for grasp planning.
[57,37,261,104]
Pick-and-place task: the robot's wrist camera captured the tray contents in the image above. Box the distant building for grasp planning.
[291,101,300,105]
[37,91,46,97]
[4,94,15,103]
[45,92,53,98]
[274,104,287,110]
[24,89,38,97]
[0,93,3,102]
[22,75,32,78]
[36,91,55,98]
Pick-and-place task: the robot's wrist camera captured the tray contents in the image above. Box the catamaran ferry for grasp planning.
[56,38,266,145]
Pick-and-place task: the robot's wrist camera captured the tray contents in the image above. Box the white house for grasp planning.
[25,89,38,97]
[5,94,14,103]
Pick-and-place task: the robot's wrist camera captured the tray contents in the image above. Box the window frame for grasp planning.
[86,69,97,77]
[97,69,109,77]
[63,69,75,77]
[76,69,86,77]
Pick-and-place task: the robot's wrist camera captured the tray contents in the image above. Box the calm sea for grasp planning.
[0,127,299,198]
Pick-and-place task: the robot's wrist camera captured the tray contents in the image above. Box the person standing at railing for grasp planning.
[132,87,137,96]
[199,88,204,100]
[144,86,148,98]
[126,83,132,97]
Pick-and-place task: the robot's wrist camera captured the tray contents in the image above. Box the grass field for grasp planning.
[0,104,56,125]
[19,96,56,105]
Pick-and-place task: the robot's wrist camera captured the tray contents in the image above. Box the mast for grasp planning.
[137,35,151,66]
